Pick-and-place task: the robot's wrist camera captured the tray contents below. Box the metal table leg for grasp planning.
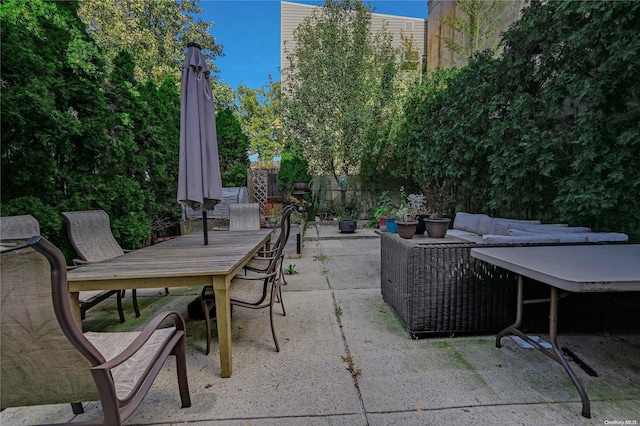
[496,276,591,418]
[549,287,591,418]
[496,275,524,348]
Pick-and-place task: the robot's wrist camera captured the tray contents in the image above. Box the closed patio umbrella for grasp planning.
[177,43,223,245]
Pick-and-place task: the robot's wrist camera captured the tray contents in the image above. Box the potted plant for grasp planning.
[337,212,357,233]
[423,179,455,238]
[310,175,332,222]
[335,197,360,233]
[396,188,423,239]
[368,191,395,231]
[278,142,311,195]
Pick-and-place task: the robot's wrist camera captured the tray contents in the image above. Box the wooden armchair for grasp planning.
[62,210,140,322]
[0,236,190,425]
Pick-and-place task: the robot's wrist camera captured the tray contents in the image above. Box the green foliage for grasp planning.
[309,175,333,214]
[440,0,501,59]
[77,0,222,85]
[395,0,640,240]
[278,141,311,193]
[139,77,182,238]
[236,77,282,162]
[0,0,193,259]
[216,108,250,187]
[2,0,110,257]
[282,0,402,197]
[331,195,361,219]
[367,191,395,226]
[284,264,298,275]
[0,196,68,256]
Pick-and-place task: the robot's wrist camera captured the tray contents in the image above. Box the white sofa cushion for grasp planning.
[447,229,485,243]
[493,218,542,235]
[508,229,589,243]
[525,225,591,233]
[477,216,496,235]
[482,234,560,244]
[453,212,488,234]
[581,232,629,242]
[507,229,628,243]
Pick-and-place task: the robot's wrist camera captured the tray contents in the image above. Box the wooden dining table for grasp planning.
[67,229,272,378]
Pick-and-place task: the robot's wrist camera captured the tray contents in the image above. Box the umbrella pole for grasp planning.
[202,211,209,245]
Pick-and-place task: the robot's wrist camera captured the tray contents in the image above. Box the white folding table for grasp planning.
[471,244,640,418]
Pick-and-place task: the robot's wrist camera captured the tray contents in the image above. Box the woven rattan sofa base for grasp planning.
[380,232,530,338]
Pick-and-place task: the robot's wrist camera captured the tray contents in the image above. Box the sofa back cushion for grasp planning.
[477,215,496,235]
[453,212,490,234]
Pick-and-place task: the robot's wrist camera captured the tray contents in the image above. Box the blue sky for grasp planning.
[199,0,428,91]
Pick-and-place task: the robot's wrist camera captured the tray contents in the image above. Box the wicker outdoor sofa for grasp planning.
[380,212,630,338]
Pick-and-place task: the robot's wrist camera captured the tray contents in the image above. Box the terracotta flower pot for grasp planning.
[424,218,451,238]
[396,221,418,239]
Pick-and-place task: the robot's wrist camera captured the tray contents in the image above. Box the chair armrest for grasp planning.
[245,254,279,272]
[245,265,266,272]
[250,255,277,262]
[233,269,278,281]
[257,247,278,256]
[73,258,90,266]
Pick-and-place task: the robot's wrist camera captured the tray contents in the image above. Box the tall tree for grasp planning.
[236,77,283,162]
[396,0,640,239]
[1,0,185,254]
[498,0,640,235]
[216,108,250,187]
[1,0,113,252]
[440,0,501,59]
[78,0,218,82]
[282,0,400,203]
[139,77,183,238]
[77,0,234,107]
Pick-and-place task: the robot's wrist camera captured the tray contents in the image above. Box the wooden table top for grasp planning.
[67,230,272,290]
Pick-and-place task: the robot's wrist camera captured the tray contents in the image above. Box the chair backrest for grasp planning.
[281,205,294,244]
[0,214,40,240]
[229,202,261,231]
[1,238,100,409]
[62,210,125,262]
[274,205,294,250]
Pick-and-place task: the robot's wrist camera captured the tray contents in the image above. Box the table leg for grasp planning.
[549,287,591,418]
[496,275,524,348]
[213,275,233,378]
[69,292,82,328]
[496,276,591,418]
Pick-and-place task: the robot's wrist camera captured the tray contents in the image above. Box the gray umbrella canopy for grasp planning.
[178,43,223,243]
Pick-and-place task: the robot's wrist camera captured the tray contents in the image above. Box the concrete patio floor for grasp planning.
[2,223,639,425]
